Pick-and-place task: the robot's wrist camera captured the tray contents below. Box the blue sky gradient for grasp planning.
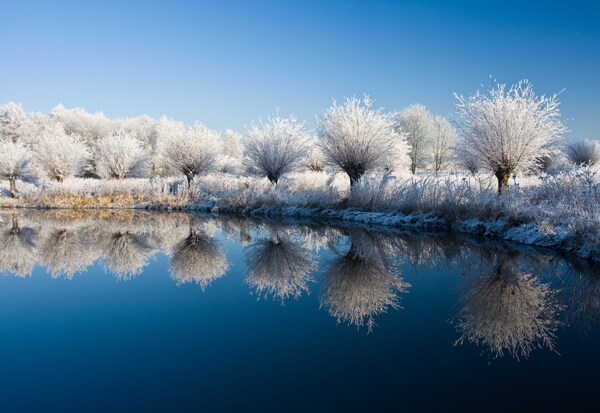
[1,0,598,139]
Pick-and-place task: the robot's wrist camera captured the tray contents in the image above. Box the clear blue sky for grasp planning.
[1,0,598,139]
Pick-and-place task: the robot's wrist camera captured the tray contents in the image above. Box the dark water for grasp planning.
[0,211,599,412]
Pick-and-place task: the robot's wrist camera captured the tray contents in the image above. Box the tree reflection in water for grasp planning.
[320,230,410,332]
[0,214,37,277]
[454,255,562,360]
[102,231,154,280]
[245,232,316,302]
[169,223,229,289]
[39,229,94,279]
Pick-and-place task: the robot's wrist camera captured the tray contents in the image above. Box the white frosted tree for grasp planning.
[34,126,89,182]
[431,115,456,174]
[318,96,407,186]
[454,80,566,193]
[221,129,243,174]
[164,123,223,186]
[395,104,433,174]
[154,116,185,176]
[94,131,149,179]
[243,113,309,184]
[564,139,600,167]
[0,140,35,197]
[49,104,114,147]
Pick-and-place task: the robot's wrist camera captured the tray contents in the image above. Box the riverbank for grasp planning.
[1,168,599,262]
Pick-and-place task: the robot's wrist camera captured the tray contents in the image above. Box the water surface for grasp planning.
[0,211,599,412]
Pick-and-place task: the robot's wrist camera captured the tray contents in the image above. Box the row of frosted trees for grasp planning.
[1,80,596,197]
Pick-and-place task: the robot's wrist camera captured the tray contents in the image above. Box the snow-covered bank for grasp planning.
[1,168,599,262]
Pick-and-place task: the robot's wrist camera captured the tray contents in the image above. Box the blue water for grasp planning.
[0,211,598,412]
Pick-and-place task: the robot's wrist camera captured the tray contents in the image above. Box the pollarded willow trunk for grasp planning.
[345,164,366,187]
[11,213,19,234]
[495,166,512,195]
[9,177,17,198]
[186,173,193,188]
[57,176,64,183]
[266,173,279,186]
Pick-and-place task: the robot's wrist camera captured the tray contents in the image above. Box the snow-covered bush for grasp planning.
[34,126,89,182]
[243,113,309,184]
[164,123,222,186]
[306,140,325,172]
[94,131,149,179]
[318,96,407,187]
[395,103,432,174]
[0,140,35,197]
[564,139,600,166]
[454,80,566,193]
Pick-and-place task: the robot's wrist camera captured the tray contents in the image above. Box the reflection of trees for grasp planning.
[245,233,316,302]
[39,229,94,279]
[169,227,229,288]
[102,231,154,280]
[320,230,410,332]
[0,214,37,277]
[454,257,562,360]
[561,260,600,333]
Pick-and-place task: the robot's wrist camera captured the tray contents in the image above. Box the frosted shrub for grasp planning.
[94,131,149,179]
[34,127,89,182]
[0,140,35,197]
[455,80,566,193]
[164,123,222,186]
[243,113,309,184]
[318,96,408,187]
[564,139,600,166]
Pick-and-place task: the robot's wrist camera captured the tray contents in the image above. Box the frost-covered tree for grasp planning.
[318,96,406,186]
[243,113,309,184]
[154,116,185,176]
[222,129,243,160]
[0,140,35,197]
[34,126,89,182]
[564,139,600,167]
[94,131,149,179]
[221,129,243,174]
[0,103,48,146]
[455,80,566,193]
[245,233,316,302]
[49,104,114,147]
[164,123,222,186]
[395,104,433,174]
[431,115,456,174]
[306,139,325,172]
[39,229,94,278]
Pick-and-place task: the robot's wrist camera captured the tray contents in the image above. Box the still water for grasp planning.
[0,211,599,412]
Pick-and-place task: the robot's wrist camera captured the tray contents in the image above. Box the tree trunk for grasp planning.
[346,165,366,187]
[57,176,64,183]
[495,167,511,195]
[186,173,193,187]
[9,177,16,198]
[267,173,278,186]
